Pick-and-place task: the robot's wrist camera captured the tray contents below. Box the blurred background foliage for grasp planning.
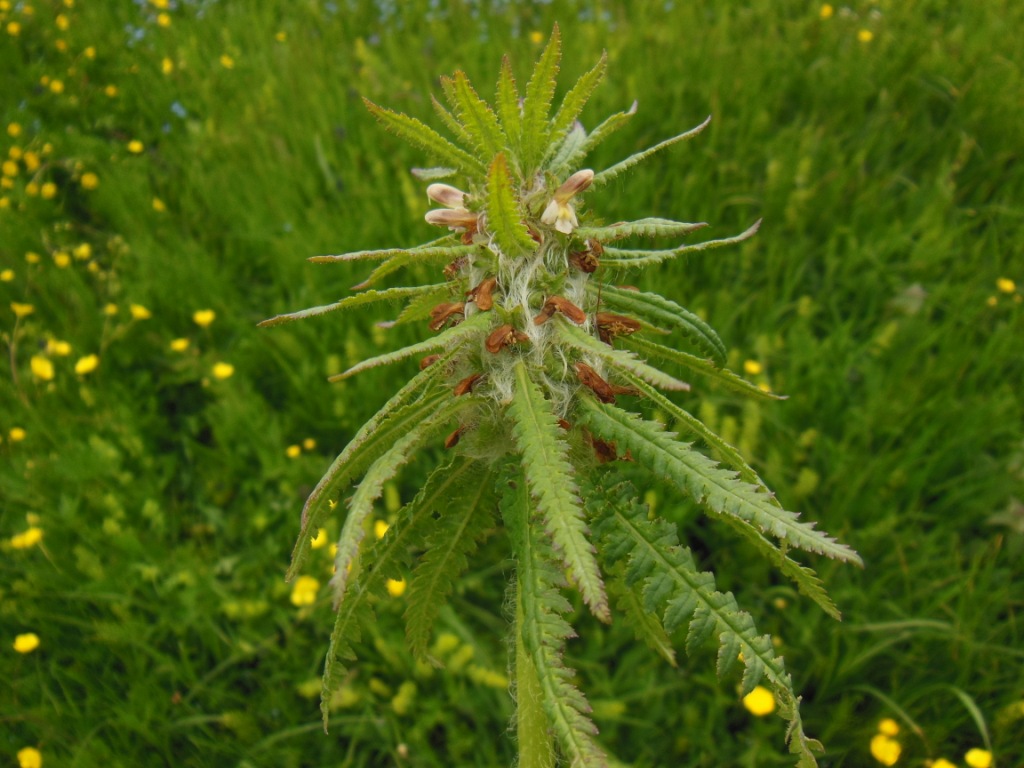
[2,0,1021,766]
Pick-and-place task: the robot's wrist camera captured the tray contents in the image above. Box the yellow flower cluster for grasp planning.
[10,527,43,549]
[870,718,901,765]
[290,575,320,606]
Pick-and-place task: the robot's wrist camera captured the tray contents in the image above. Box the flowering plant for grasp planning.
[263,26,860,766]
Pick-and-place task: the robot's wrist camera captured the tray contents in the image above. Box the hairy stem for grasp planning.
[516,584,555,768]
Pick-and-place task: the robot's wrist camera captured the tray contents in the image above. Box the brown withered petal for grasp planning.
[575,361,618,403]
[557,419,572,430]
[591,436,618,464]
[596,312,642,344]
[467,277,497,311]
[568,248,599,273]
[419,354,441,370]
[428,302,465,331]
[444,426,466,449]
[534,295,586,326]
[444,257,468,280]
[587,238,604,257]
[485,324,529,353]
[453,372,484,396]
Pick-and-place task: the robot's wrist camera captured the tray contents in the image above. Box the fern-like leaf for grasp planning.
[591,115,711,187]
[590,283,727,363]
[487,153,536,256]
[405,461,498,659]
[329,311,489,381]
[363,97,484,176]
[589,479,823,768]
[508,360,609,621]
[501,467,607,767]
[259,285,447,328]
[520,25,561,170]
[578,398,863,565]
[577,218,708,242]
[607,573,677,667]
[555,317,690,392]
[600,219,762,268]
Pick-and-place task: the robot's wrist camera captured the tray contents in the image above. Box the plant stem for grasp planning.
[516,583,555,768]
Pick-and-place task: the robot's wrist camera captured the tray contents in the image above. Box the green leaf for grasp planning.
[501,467,607,767]
[508,360,609,621]
[486,153,536,256]
[577,218,708,243]
[547,51,607,149]
[622,334,785,402]
[329,396,472,606]
[591,115,711,187]
[363,97,484,176]
[259,285,448,328]
[600,219,762,268]
[411,166,459,181]
[308,241,471,264]
[607,573,677,667]
[554,317,691,392]
[329,311,490,381]
[577,398,863,565]
[405,462,498,658]
[520,25,561,171]
[448,70,507,160]
[393,283,464,326]
[547,121,588,176]
[590,283,727,363]
[495,55,521,160]
[589,479,823,767]
[430,94,475,148]
[349,244,478,290]
[554,100,637,174]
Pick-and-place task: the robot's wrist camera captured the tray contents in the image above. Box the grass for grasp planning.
[2,0,1022,765]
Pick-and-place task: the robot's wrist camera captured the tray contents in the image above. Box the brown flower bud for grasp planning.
[485,324,530,353]
[467,277,498,311]
[596,312,642,344]
[444,426,467,449]
[419,354,441,370]
[568,238,603,273]
[533,295,587,326]
[453,372,484,396]
[428,302,465,331]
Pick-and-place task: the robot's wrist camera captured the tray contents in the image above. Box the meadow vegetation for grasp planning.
[2,1,1022,766]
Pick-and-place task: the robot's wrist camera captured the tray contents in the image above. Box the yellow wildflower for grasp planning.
[55,39,68,53]
[2,160,17,177]
[48,339,71,356]
[290,575,320,606]
[285,444,301,458]
[8,146,22,159]
[275,31,286,42]
[310,528,328,549]
[374,520,390,540]
[40,182,57,199]
[0,269,14,281]
[23,152,39,172]
[964,749,992,768]
[11,527,43,547]
[17,746,42,768]
[193,309,216,327]
[219,54,235,69]
[156,12,171,27]
[161,57,174,75]
[743,359,763,376]
[820,4,834,19]
[73,243,91,260]
[931,760,957,768]
[386,577,407,597]
[55,13,69,30]
[127,140,144,154]
[104,84,118,97]
[996,277,1016,293]
[75,354,99,374]
[152,197,166,212]
[26,251,41,264]
[212,362,234,379]
[80,172,99,189]
[9,427,27,442]
[870,733,901,766]
[878,718,900,736]
[858,29,874,43]
[529,30,544,44]
[103,302,118,316]
[13,632,40,653]
[11,301,35,318]
[169,337,190,352]
[6,21,21,36]
[742,685,776,716]
[53,251,71,268]
[84,46,95,59]
[129,303,152,320]
[25,182,39,196]
[302,437,317,451]
[7,122,21,137]
[49,79,65,94]
[31,355,54,381]
[150,0,170,8]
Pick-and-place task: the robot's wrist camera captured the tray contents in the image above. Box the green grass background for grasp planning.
[2,0,1022,765]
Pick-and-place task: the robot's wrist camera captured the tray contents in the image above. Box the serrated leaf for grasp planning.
[608,574,677,667]
[430,94,475,148]
[486,153,536,256]
[495,55,522,160]
[547,51,607,150]
[394,283,463,325]
[577,218,708,242]
[411,166,459,181]
[363,97,484,176]
[554,100,637,175]
[259,285,447,328]
[501,466,608,767]
[329,311,489,381]
[449,70,507,160]
[590,283,727,363]
[554,317,690,392]
[520,25,561,171]
[405,462,497,658]
[508,361,608,621]
[548,121,588,176]
[600,219,762,268]
[350,244,477,290]
[592,115,711,187]
[578,399,863,565]
[309,241,471,264]
[623,335,785,402]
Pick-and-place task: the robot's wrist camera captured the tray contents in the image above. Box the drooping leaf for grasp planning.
[520,24,561,170]
[363,97,485,176]
[555,317,690,392]
[501,466,608,767]
[405,461,498,658]
[259,285,447,328]
[578,398,864,565]
[486,153,536,256]
[590,283,727,363]
[508,360,609,621]
[591,115,711,187]
[600,220,762,268]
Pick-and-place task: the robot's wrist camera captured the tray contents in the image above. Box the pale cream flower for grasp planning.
[541,169,594,234]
